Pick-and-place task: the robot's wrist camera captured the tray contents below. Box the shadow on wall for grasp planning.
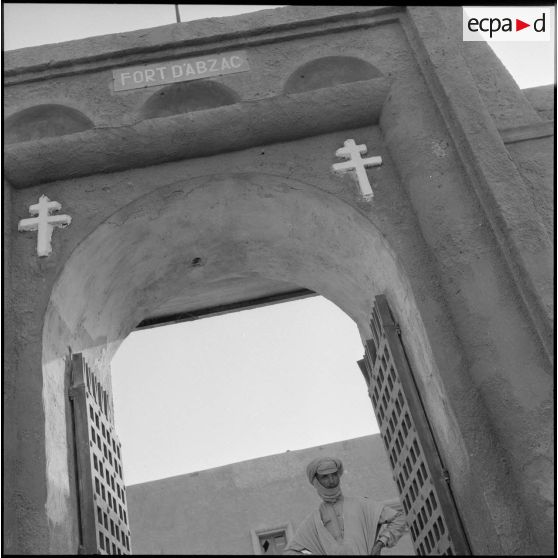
[5,57,384,139]
[140,55,382,118]
[5,104,94,144]
[140,80,240,119]
[284,56,382,93]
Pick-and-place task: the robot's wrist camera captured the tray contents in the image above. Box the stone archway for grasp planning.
[42,172,441,551]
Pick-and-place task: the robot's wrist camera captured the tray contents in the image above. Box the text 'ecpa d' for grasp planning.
[113,50,249,91]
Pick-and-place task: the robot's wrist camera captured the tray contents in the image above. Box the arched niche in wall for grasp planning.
[5,104,94,144]
[284,56,382,94]
[141,80,240,119]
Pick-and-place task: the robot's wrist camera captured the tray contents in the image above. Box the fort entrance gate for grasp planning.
[4,6,553,555]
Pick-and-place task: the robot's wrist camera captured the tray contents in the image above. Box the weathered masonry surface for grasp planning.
[3,6,553,555]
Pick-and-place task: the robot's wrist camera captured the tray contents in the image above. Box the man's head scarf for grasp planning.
[306,457,343,503]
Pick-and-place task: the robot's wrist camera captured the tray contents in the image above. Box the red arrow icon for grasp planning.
[516,19,530,31]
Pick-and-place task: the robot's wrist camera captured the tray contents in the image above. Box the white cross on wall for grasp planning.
[18,195,72,257]
[332,139,382,201]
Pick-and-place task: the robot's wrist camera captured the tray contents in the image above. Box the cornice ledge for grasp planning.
[4,6,402,82]
[499,120,554,144]
[5,77,391,189]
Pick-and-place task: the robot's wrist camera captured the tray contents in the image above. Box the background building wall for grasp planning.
[126,434,414,555]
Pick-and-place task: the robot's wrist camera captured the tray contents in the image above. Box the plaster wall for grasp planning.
[3,6,554,555]
[523,85,555,121]
[4,10,406,129]
[438,10,542,130]
[126,435,415,555]
[504,135,554,245]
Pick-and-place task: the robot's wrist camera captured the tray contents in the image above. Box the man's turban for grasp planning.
[306,457,344,484]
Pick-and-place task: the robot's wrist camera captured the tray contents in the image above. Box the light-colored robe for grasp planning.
[283,496,386,555]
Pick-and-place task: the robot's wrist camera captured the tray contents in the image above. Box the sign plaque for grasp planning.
[113,50,250,91]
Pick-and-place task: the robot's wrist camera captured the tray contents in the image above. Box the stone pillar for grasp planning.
[377,6,553,554]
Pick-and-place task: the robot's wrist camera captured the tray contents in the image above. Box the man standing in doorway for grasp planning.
[283,457,407,555]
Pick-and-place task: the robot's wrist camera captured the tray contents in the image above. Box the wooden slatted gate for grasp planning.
[69,353,132,554]
[358,295,470,556]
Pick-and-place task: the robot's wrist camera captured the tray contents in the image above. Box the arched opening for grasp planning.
[5,104,94,144]
[111,295,377,484]
[42,172,439,552]
[283,56,382,94]
[110,294,421,554]
[140,80,240,119]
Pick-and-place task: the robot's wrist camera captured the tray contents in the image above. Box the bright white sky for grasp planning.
[4,4,554,486]
[112,297,371,485]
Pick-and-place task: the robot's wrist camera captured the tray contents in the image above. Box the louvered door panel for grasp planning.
[69,353,132,555]
[358,295,470,555]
